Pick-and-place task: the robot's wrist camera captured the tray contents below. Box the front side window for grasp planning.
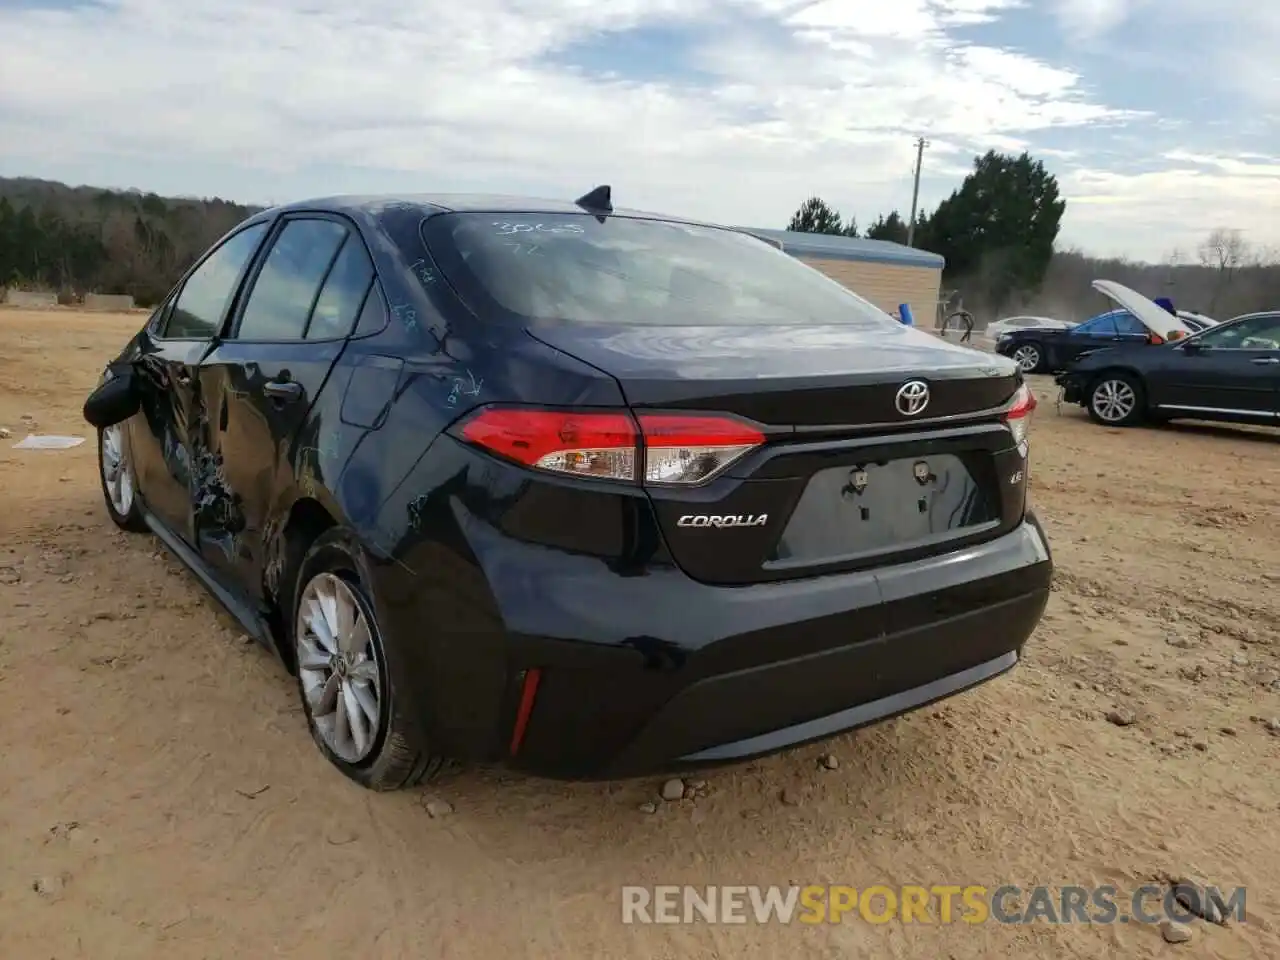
[1197,314,1280,350]
[237,219,348,340]
[421,213,898,327]
[164,223,268,339]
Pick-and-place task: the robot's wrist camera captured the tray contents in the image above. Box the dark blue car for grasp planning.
[84,190,1052,788]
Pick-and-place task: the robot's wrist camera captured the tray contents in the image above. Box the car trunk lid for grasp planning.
[528,321,1030,585]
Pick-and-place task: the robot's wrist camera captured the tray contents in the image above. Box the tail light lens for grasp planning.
[456,407,764,485]
[1003,383,1036,450]
[459,409,637,481]
[637,414,765,485]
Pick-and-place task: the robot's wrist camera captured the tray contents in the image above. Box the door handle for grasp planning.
[1250,357,1279,365]
[263,379,304,402]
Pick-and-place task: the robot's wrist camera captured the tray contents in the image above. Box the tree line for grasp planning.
[787,150,1280,322]
[0,176,260,306]
[2,166,1276,320]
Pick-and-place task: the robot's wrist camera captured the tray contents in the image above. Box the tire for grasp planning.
[290,528,443,790]
[1086,372,1145,427]
[1011,342,1044,374]
[98,423,146,532]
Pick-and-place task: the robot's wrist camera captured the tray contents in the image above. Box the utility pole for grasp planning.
[906,136,929,247]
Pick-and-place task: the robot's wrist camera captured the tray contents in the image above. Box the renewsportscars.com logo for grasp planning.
[621,884,1246,926]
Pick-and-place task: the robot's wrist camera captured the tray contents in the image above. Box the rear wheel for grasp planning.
[1011,343,1044,374]
[1087,373,1144,427]
[98,424,145,531]
[291,528,443,790]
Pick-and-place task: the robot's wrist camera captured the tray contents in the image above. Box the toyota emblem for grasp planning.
[895,380,930,416]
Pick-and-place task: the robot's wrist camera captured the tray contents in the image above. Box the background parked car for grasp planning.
[995,280,1195,373]
[1057,310,1280,427]
[985,315,1075,343]
[996,309,1149,373]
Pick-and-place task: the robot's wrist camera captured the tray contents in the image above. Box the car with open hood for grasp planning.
[81,188,1052,789]
[995,280,1195,374]
[1056,310,1280,427]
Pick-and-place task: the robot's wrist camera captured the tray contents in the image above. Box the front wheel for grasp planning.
[98,424,146,531]
[1087,373,1145,427]
[1011,343,1044,373]
[291,528,444,790]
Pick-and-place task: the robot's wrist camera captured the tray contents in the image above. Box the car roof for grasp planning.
[259,193,722,226]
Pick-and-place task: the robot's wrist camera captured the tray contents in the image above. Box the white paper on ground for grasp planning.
[12,435,86,450]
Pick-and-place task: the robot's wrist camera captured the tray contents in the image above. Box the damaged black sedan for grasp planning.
[84,190,1052,789]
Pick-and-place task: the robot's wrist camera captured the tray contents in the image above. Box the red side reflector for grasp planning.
[508,668,542,757]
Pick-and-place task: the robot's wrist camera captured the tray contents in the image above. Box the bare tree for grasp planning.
[1197,228,1251,313]
[1163,247,1185,299]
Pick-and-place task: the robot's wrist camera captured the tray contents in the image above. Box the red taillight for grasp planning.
[1003,383,1036,448]
[456,407,764,485]
[460,408,638,481]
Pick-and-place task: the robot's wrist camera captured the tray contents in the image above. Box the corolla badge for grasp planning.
[895,380,930,416]
[677,514,768,528]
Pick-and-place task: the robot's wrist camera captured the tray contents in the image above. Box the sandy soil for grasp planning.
[1,306,1278,959]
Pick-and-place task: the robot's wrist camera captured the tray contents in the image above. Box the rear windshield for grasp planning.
[421,212,895,327]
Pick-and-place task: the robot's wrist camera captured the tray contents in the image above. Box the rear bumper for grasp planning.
[376,509,1052,780]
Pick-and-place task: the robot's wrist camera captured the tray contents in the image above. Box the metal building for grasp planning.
[740,228,945,327]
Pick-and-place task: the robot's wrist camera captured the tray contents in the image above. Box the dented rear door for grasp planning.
[193,214,377,599]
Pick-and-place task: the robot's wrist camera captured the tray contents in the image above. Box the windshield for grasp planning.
[421,213,897,328]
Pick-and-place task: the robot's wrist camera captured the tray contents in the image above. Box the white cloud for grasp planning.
[0,0,1272,261]
[1059,155,1280,257]
[1051,0,1147,39]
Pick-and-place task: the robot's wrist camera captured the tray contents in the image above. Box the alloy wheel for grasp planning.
[101,424,134,516]
[1091,379,1137,423]
[1012,345,1040,373]
[296,572,384,764]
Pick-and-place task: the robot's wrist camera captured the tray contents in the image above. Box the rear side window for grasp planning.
[237,219,348,340]
[309,234,375,339]
[1076,314,1118,336]
[421,213,895,327]
[164,223,268,339]
[352,282,388,337]
[1113,313,1146,335]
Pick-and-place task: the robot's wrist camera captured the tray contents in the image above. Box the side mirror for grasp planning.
[83,362,141,428]
[1180,339,1203,354]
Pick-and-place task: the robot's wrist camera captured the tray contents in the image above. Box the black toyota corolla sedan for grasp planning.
[83,188,1053,789]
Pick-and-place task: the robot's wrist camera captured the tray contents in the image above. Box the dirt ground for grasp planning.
[2,306,1278,959]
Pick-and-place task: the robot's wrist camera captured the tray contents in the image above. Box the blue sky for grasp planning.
[0,0,1277,261]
